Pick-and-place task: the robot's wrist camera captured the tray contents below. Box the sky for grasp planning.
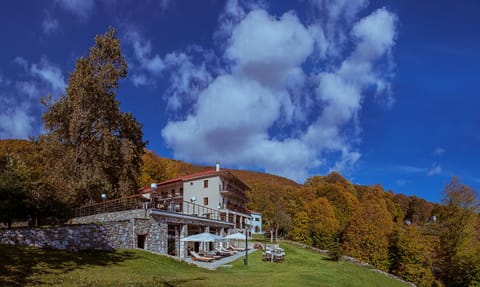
[0,0,479,203]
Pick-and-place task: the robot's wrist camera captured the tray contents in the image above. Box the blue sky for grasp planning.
[0,0,479,202]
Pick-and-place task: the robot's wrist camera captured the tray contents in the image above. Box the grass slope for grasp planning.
[0,243,408,287]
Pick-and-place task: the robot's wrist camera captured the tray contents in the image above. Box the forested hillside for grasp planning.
[2,139,479,286]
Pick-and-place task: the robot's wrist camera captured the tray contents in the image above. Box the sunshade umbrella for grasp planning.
[225,232,247,248]
[181,232,224,242]
[225,232,246,240]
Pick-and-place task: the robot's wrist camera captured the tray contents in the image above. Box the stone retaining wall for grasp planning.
[0,224,113,251]
[72,209,148,224]
[0,216,169,254]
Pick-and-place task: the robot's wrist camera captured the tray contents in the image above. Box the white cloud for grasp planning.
[56,0,95,19]
[226,9,314,87]
[124,29,166,84]
[163,51,213,111]
[434,147,446,156]
[427,164,442,176]
[30,57,66,93]
[0,105,34,139]
[0,56,66,139]
[42,12,59,34]
[131,74,148,87]
[161,2,398,182]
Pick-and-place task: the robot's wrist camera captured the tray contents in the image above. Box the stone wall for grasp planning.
[0,224,113,251]
[72,209,148,224]
[0,216,170,254]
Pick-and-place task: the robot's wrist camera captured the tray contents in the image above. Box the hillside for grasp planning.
[0,242,410,287]
[140,148,301,189]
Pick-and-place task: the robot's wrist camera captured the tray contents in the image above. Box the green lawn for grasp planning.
[0,243,408,287]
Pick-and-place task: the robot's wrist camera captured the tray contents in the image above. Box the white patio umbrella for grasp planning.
[225,232,246,240]
[225,232,246,248]
[181,232,225,253]
[181,232,224,242]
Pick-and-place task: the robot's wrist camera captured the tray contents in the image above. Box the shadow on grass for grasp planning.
[0,244,137,287]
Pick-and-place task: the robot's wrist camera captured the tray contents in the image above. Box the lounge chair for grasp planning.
[215,248,235,256]
[199,250,222,260]
[190,251,214,262]
[229,246,245,252]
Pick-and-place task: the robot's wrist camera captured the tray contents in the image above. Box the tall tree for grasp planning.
[437,177,480,287]
[389,225,436,287]
[289,211,312,245]
[41,27,145,205]
[247,183,292,241]
[342,193,394,271]
[307,197,339,250]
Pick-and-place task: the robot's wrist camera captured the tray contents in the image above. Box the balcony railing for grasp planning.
[74,194,223,222]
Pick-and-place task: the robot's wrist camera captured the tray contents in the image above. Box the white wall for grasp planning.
[183,175,223,211]
[250,213,263,234]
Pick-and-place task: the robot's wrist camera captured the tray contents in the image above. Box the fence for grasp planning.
[74,194,222,222]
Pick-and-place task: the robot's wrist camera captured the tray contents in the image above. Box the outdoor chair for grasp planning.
[199,250,222,260]
[190,251,214,262]
[229,246,245,252]
[215,248,235,256]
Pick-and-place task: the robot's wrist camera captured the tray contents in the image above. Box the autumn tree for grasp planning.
[342,193,394,271]
[437,177,480,287]
[139,150,178,187]
[289,211,312,245]
[247,183,293,241]
[389,225,436,287]
[307,197,339,250]
[305,173,358,230]
[41,27,145,205]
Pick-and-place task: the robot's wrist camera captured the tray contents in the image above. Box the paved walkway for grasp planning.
[183,248,258,270]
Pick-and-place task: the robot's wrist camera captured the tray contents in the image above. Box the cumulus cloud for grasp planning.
[56,0,95,19]
[0,104,35,139]
[160,1,398,182]
[0,56,65,139]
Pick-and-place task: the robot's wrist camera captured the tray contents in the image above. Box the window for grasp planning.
[255,217,260,222]
[203,197,208,206]
[204,180,208,188]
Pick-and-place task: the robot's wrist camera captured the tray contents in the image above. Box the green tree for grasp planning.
[41,27,145,205]
[438,177,480,287]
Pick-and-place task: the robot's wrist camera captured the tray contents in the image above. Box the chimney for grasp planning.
[216,161,220,172]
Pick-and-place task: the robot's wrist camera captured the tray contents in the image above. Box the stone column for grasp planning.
[159,223,168,254]
[179,224,188,258]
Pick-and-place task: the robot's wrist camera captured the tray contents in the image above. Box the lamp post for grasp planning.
[101,193,107,212]
[244,218,251,266]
